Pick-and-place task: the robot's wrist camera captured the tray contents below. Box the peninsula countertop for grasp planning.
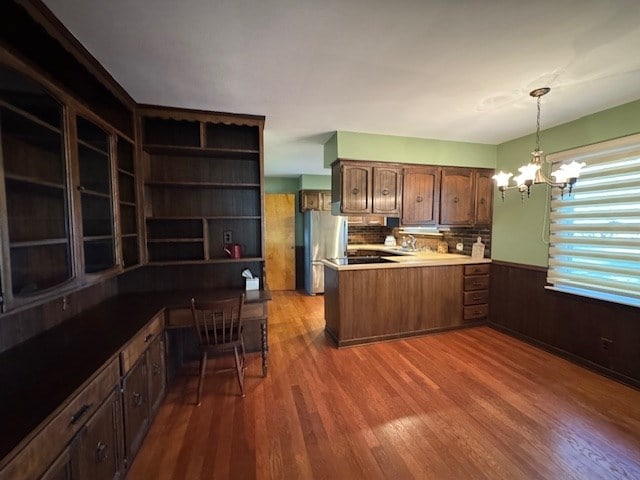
[323,244,491,270]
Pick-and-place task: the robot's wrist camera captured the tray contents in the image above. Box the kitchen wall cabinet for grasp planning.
[401,166,440,225]
[331,160,401,216]
[439,167,494,227]
[140,106,265,283]
[332,162,371,214]
[474,168,494,225]
[372,165,401,215]
[347,215,385,226]
[331,160,493,229]
[439,167,475,226]
[299,189,331,212]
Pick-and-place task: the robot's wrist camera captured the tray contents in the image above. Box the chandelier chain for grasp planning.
[535,95,541,153]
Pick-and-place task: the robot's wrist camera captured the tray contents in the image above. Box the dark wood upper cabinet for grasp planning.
[76,115,116,274]
[439,167,475,226]
[339,163,371,214]
[372,166,401,215]
[474,168,494,225]
[116,136,139,269]
[401,166,440,225]
[0,64,73,307]
[299,190,331,212]
[439,167,494,227]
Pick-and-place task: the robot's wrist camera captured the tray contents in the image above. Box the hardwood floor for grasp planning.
[128,291,640,479]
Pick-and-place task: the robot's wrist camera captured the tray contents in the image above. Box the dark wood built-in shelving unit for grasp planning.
[140,107,265,277]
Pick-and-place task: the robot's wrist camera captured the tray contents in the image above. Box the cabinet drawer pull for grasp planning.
[453,196,459,203]
[152,363,161,375]
[133,392,143,407]
[472,281,484,286]
[351,188,359,195]
[480,198,486,205]
[69,403,92,425]
[416,195,423,203]
[382,188,389,195]
[95,442,108,463]
[472,295,483,300]
[144,333,154,343]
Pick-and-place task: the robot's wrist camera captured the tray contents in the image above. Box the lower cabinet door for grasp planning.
[41,446,73,480]
[73,387,124,480]
[123,356,150,462]
[147,335,166,414]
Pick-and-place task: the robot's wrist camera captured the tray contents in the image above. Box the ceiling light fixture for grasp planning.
[493,87,585,200]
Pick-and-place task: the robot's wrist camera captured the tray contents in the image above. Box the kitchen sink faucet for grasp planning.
[407,235,417,251]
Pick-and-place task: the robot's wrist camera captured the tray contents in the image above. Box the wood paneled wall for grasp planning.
[489,261,640,389]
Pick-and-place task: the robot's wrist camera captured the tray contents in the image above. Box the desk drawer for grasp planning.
[166,302,266,329]
[121,314,164,374]
[243,302,266,319]
[0,358,119,480]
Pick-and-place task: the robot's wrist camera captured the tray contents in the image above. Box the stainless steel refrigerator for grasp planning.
[304,210,348,295]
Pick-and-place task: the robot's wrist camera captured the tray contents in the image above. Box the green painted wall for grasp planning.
[324,131,497,168]
[493,99,640,267]
[323,133,338,169]
[298,174,331,190]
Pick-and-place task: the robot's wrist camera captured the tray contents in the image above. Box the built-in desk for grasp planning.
[0,288,270,480]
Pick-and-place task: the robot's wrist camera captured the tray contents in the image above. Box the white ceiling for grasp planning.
[43,0,640,177]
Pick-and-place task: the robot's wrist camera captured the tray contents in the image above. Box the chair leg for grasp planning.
[197,350,208,406]
[233,345,245,397]
[240,335,246,371]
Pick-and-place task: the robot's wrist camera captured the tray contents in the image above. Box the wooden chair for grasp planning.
[190,294,246,405]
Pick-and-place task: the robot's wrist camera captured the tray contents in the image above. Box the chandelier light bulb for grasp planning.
[492,171,513,188]
[518,163,540,183]
[551,167,569,184]
[561,160,587,180]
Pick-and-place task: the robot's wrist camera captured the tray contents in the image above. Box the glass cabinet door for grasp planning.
[117,136,139,268]
[76,116,115,273]
[0,65,72,302]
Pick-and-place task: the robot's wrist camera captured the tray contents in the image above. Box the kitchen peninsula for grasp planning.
[323,246,491,347]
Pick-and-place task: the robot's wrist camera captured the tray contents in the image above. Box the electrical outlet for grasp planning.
[600,337,613,352]
[456,242,464,252]
[223,230,232,244]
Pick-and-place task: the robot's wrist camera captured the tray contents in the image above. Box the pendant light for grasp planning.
[493,87,586,200]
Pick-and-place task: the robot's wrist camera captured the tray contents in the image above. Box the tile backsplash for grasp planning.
[348,224,491,258]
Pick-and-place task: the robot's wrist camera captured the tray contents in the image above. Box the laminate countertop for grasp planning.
[0,289,270,463]
[324,244,491,270]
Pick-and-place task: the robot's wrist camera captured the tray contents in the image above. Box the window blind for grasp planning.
[547,133,640,307]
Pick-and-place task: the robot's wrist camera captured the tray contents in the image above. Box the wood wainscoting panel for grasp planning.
[490,261,640,388]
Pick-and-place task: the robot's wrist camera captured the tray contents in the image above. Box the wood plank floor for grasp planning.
[128,291,640,479]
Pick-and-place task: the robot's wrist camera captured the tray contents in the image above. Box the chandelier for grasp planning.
[493,87,585,200]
